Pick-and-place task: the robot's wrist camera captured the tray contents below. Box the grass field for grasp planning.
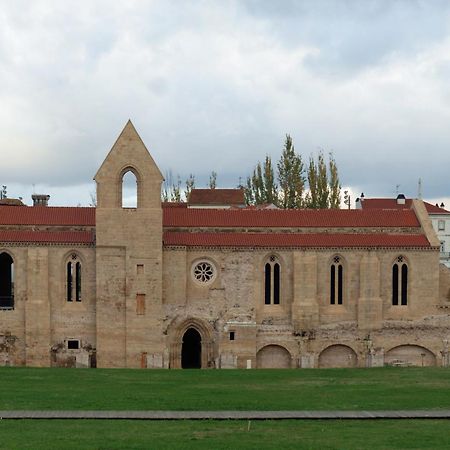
[0,419,450,449]
[1,366,450,411]
[2,367,450,449]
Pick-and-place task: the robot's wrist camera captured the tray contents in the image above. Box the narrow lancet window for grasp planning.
[264,256,281,305]
[330,256,343,305]
[392,256,408,306]
[0,253,14,309]
[67,262,73,302]
[75,262,82,302]
[264,263,271,305]
[392,263,399,305]
[66,254,82,302]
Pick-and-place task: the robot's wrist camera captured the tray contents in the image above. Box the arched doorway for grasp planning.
[182,328,202,368]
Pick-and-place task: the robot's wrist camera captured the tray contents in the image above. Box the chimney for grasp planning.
[32,194,50,207]
[396,194,406,205]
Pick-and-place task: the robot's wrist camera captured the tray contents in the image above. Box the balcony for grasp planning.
[0,295,14,310]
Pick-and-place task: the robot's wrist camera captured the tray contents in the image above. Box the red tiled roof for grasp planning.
[0,206,95,226]
[424,202,450,214]
[0,204,422,229]
[188,189,245,205]
[0,230,94,244]
[361,199,450,214]
[162,202,187,208]
[163,232,431,248]
[163,208,420,228]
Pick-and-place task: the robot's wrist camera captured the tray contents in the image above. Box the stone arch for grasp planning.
[385,345,436,367]
[318,344,358,368]
[118,165,142,208]
[256,344,292,368]
[168,317,215,369]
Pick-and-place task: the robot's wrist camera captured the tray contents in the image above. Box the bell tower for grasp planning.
[94,120,164,367]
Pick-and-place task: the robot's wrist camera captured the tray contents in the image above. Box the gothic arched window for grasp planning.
[392,256,408,306]
[264,255,280,305]
[66,253,82,302]
[0,252,14,309]
[330,255,343,305]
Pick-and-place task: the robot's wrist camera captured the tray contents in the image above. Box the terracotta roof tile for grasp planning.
[163,232,431,248]
[188,189,245,206]
[0,205,95,226]
[361,199,450,214]
[0,230,94,244]
[163,208,420,228]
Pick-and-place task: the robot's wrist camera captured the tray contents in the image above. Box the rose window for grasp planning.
[193,261,216,284]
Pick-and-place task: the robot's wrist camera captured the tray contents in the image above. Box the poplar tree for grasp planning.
[245,156,278,206]
[244,135,341,209]
[185,174,196,200]
[306,157,318,208]
[208,171,217,189]
[277,134,304,209]
[328,154,341,209]
[316,152,329,208]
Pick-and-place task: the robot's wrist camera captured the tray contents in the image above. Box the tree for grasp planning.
[245,156,278,206]
[162,170,182,202]
[208,171,217,189]
[277,134,305,209]
[328,153,341,209]
[245,135,341,209]
[305,152,340,209]
[185,174,196,201]
[0,185,7,200]
[316,152,329,208]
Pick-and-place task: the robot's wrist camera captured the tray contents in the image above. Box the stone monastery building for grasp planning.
[1,121,450,369]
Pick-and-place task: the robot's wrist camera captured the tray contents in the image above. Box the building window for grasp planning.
[330,256,343,305]
[192,260,216,285]
[392,256,408,306]
[438,220,445,231]
[229,331,235,341]
[0,252,14,309]
[66,254,82,302]
[67,339,80,350]
[265,255,280,305]
[441,241,445,253]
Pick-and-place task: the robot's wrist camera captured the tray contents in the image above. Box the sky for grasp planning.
[1,0,450,207]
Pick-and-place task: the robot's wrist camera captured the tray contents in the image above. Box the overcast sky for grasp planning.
[1,0,450,207]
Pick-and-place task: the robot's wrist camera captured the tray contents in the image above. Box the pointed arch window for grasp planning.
[330,256,343,305]
[392,256,408,306]
[0,252,14,309]
[264,255,280,305]
[122,170,138,208]
[66,254,82,302]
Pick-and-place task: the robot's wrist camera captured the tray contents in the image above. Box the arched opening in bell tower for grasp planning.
[122,170,138,208]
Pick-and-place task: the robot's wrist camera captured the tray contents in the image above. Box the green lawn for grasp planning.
[1,366,450,411]
[1,419,450,449]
